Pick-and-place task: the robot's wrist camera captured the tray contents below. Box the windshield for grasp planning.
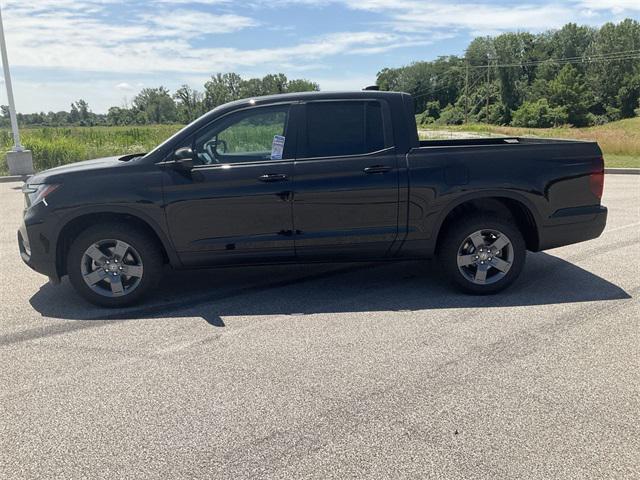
[143,116,204,159]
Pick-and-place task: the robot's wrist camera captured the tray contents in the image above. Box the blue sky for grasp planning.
[1,0,639,113]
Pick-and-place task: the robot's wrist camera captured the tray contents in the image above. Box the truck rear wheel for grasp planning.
[438,215,526,294]
[67,223,163,307]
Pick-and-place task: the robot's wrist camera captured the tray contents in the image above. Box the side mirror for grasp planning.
[172,147,194,170]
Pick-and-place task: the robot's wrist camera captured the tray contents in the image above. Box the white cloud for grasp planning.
[152,0,230,4]
[141,10,258,35]
[1,0,426,75]
[115,82,134,91]
[261,0,639,32]
[339,1,586,33]
[577,0,640,12]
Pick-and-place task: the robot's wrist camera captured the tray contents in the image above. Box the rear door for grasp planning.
[293,99,400,259]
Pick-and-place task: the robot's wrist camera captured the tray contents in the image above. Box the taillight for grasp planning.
[589,170,604,200]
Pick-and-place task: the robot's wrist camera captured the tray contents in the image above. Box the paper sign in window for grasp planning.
[271,135,286,160]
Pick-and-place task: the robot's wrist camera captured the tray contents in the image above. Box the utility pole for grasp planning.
[486,56,490,123]
[464,61,469,124]
[0,2,32,175]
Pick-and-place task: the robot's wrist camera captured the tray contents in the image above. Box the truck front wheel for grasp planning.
[438,215,526,294]
[67,223,164,307]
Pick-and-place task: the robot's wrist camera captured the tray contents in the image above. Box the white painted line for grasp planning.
[604,222,640,234]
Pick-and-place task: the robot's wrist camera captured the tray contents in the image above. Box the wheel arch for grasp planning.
[54,208,180,278]
[434,192,541,253]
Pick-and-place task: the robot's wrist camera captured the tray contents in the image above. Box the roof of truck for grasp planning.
[215,90,407,111]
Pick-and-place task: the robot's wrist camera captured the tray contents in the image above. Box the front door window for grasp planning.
[194,106,290,165]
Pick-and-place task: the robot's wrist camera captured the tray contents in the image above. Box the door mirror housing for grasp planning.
[172,147,194,170]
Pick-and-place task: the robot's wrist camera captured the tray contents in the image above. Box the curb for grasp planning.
[605,168,640,175]
[0,175,30,183]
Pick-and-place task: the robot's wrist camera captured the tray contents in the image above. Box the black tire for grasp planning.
[437,215,526,294]
[67,223,163,307]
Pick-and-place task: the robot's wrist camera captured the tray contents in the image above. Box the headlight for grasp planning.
[22,184,60,208]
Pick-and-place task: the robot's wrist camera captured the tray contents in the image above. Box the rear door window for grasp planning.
[304,101,389,158]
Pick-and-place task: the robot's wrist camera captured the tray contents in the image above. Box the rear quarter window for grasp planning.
[305,101,388,158]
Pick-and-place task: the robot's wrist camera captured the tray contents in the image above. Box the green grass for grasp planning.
[219,123,285,154]
[0,125,183,176]
[601,155,640,168]
[418,117,640,169]
[0,123,287,175]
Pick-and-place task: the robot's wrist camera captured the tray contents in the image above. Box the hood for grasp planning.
[27,154,143,184]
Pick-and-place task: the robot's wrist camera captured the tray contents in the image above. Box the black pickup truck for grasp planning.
[18,91,607,306]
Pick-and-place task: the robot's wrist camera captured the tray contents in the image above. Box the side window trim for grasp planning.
[295,146,395,162]
[298,99,394,160]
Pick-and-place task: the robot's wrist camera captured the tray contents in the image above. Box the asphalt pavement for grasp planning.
[0,175,638,479]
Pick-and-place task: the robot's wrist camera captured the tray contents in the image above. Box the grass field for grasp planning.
[0,125,183,176]
[1,118,638,175]
[418,117,640,169]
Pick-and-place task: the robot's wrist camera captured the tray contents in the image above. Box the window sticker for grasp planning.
[271,135,286,160]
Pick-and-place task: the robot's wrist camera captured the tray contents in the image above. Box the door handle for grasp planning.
[363,165,392,174]
[258,173,288,182]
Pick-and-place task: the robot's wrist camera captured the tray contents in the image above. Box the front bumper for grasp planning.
[18,211,60,282]
[537,205,608,251]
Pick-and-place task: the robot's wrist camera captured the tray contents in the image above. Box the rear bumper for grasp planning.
[537,205,608,251]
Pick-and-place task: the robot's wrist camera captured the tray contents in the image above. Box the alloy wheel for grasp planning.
[80,239,144,297]
[456,229,514,285]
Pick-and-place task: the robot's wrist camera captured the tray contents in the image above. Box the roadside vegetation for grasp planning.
[380,19,639,129]
[418,117,640,168]
[0,125,182,175]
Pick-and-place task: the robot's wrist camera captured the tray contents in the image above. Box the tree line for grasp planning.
[377,19,640,127]
[1,73,318,128]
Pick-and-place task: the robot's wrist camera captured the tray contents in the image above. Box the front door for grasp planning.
[293,100,400,259]
[163,104,297,266]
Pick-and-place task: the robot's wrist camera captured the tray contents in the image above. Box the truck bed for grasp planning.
[418,137,590,148]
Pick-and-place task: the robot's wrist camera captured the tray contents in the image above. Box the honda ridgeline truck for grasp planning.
[18,91,607,306]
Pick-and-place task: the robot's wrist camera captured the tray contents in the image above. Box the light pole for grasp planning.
[0,2,33,175]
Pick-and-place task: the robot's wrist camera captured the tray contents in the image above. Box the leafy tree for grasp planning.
[286,78,320,93]
[423,101,441,119]
[377,18,639,127]
[261,73,288,94]
[376,57,464,113]
[69,100,92,125]
[204,73,243,109]
[418,100,442,125]
[617,73,640,118]
[107,106,135,126]
[174,85,205,123]
[549,65,591,126]
[512,99,568,127]
[132,87,177,124]
[436,104,465,125]
[239,78,265,98]
[376,68,401,91]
